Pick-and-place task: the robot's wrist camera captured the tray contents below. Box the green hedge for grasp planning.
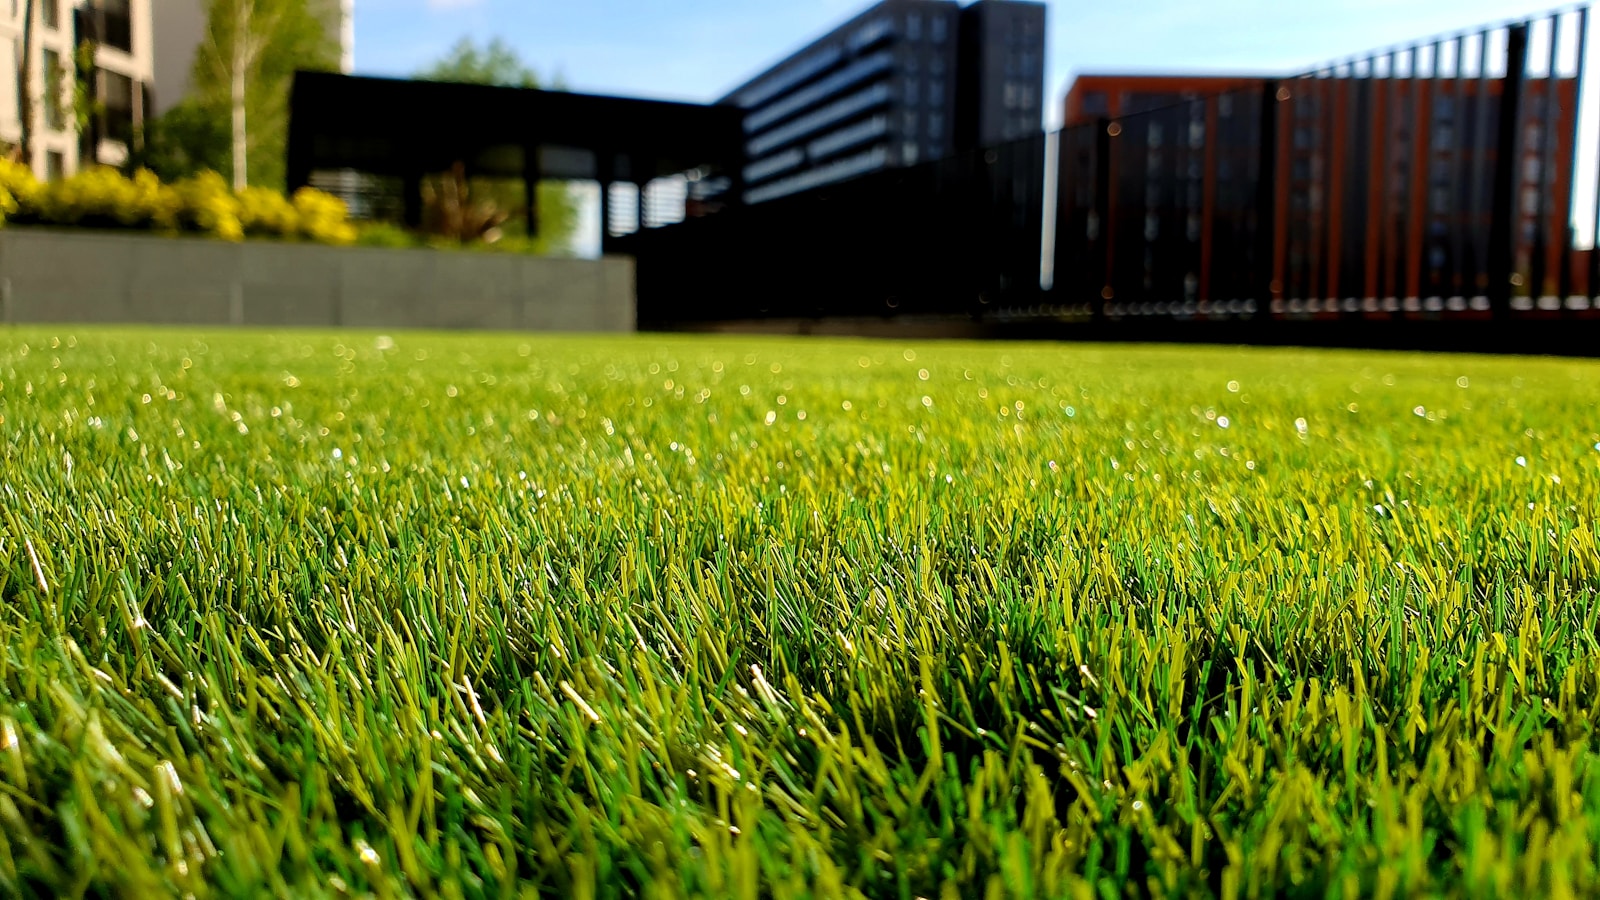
[351,220,565,256]
[0,159,356,245]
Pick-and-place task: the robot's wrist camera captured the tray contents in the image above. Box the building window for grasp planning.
[904,81,919,105]
[904,110,918,137]
[905,12,921,41]
[1081,91,1108,116]
[99,69,136,144]
[46,150,64,181]
[849,17,891,52]
[928,79,944,107]
[929,111,944,137]
[100,0,134,53]
[42,48,63,130]
[43,0,60,29]
[930,15,947,43]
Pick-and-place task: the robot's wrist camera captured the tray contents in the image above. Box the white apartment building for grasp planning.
[2,0,155,178]
[3,0,349,180]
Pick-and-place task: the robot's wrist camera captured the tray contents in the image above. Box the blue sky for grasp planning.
[354,0,1568,126]
[350,0,1599,251]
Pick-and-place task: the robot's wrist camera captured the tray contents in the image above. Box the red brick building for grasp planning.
[1060,73,1579,313]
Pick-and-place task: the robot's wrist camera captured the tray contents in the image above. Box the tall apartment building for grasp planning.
[2,0,155,179]
[955,0,1044,147]
[720,0,1044,206]
[152,0,353,116]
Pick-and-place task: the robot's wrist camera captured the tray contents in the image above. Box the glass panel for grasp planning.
[42,49,62,130]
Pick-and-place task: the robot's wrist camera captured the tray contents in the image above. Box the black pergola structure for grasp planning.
[286,72,746,251]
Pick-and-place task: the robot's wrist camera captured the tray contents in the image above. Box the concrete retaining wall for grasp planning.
[0,229,635,332]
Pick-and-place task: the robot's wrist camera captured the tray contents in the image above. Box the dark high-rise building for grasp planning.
[956,0,1047,148]
[719,0,1045,206]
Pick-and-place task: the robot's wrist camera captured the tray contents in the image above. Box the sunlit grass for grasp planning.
[3,327,1600,897]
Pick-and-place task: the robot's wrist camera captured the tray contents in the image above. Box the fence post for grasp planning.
[402,171,423,229]
[1254,80,1281,321]
[1529,16,1560,311]
[1093,117,1113,320]
[1559,9,1587,311]
[1488,23,1530,318]
[523,143,541,238]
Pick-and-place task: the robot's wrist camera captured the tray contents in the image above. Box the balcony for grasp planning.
[101,10,133,53]
[76,2,133,54]
[99,69,136,145]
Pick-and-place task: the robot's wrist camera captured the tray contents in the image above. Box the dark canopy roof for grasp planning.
[287,72,746,188]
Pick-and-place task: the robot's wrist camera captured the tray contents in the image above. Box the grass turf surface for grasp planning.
[2,328,1600,898]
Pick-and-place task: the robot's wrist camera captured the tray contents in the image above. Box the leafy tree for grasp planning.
[415,38,577,254]
[127,98,232,183]
[417,37,543,89]
[12,0,37,166]
[173,0,337,190]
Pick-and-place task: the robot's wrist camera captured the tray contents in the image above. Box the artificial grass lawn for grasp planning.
[2,328,1600,898]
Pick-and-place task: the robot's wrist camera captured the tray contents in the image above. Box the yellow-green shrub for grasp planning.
[0,158,43,220]
[354,221,420,249]
[171,171,244,242]
[129,169,182,231]
[237,186,298,238]
[40,167,133,225]
[0,162,359,245]
[292,187,357,245]
[38,166,181,230]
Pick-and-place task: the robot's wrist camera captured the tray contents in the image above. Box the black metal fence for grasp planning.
[629,7,1600,341]
[1046,8,1591,326]
[616,134,1048,324]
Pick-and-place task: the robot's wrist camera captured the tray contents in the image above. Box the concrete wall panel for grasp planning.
[3,230,136,322]
[242,243,342,328]
[339,248,431,328]
[0,230,635,333]
[430,254,523,331]
[126,237,240,325]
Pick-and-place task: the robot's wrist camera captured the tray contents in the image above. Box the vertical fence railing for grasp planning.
[622,5,1596,334]
[1561,7,1588,308]
[1042,5,1595,327]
